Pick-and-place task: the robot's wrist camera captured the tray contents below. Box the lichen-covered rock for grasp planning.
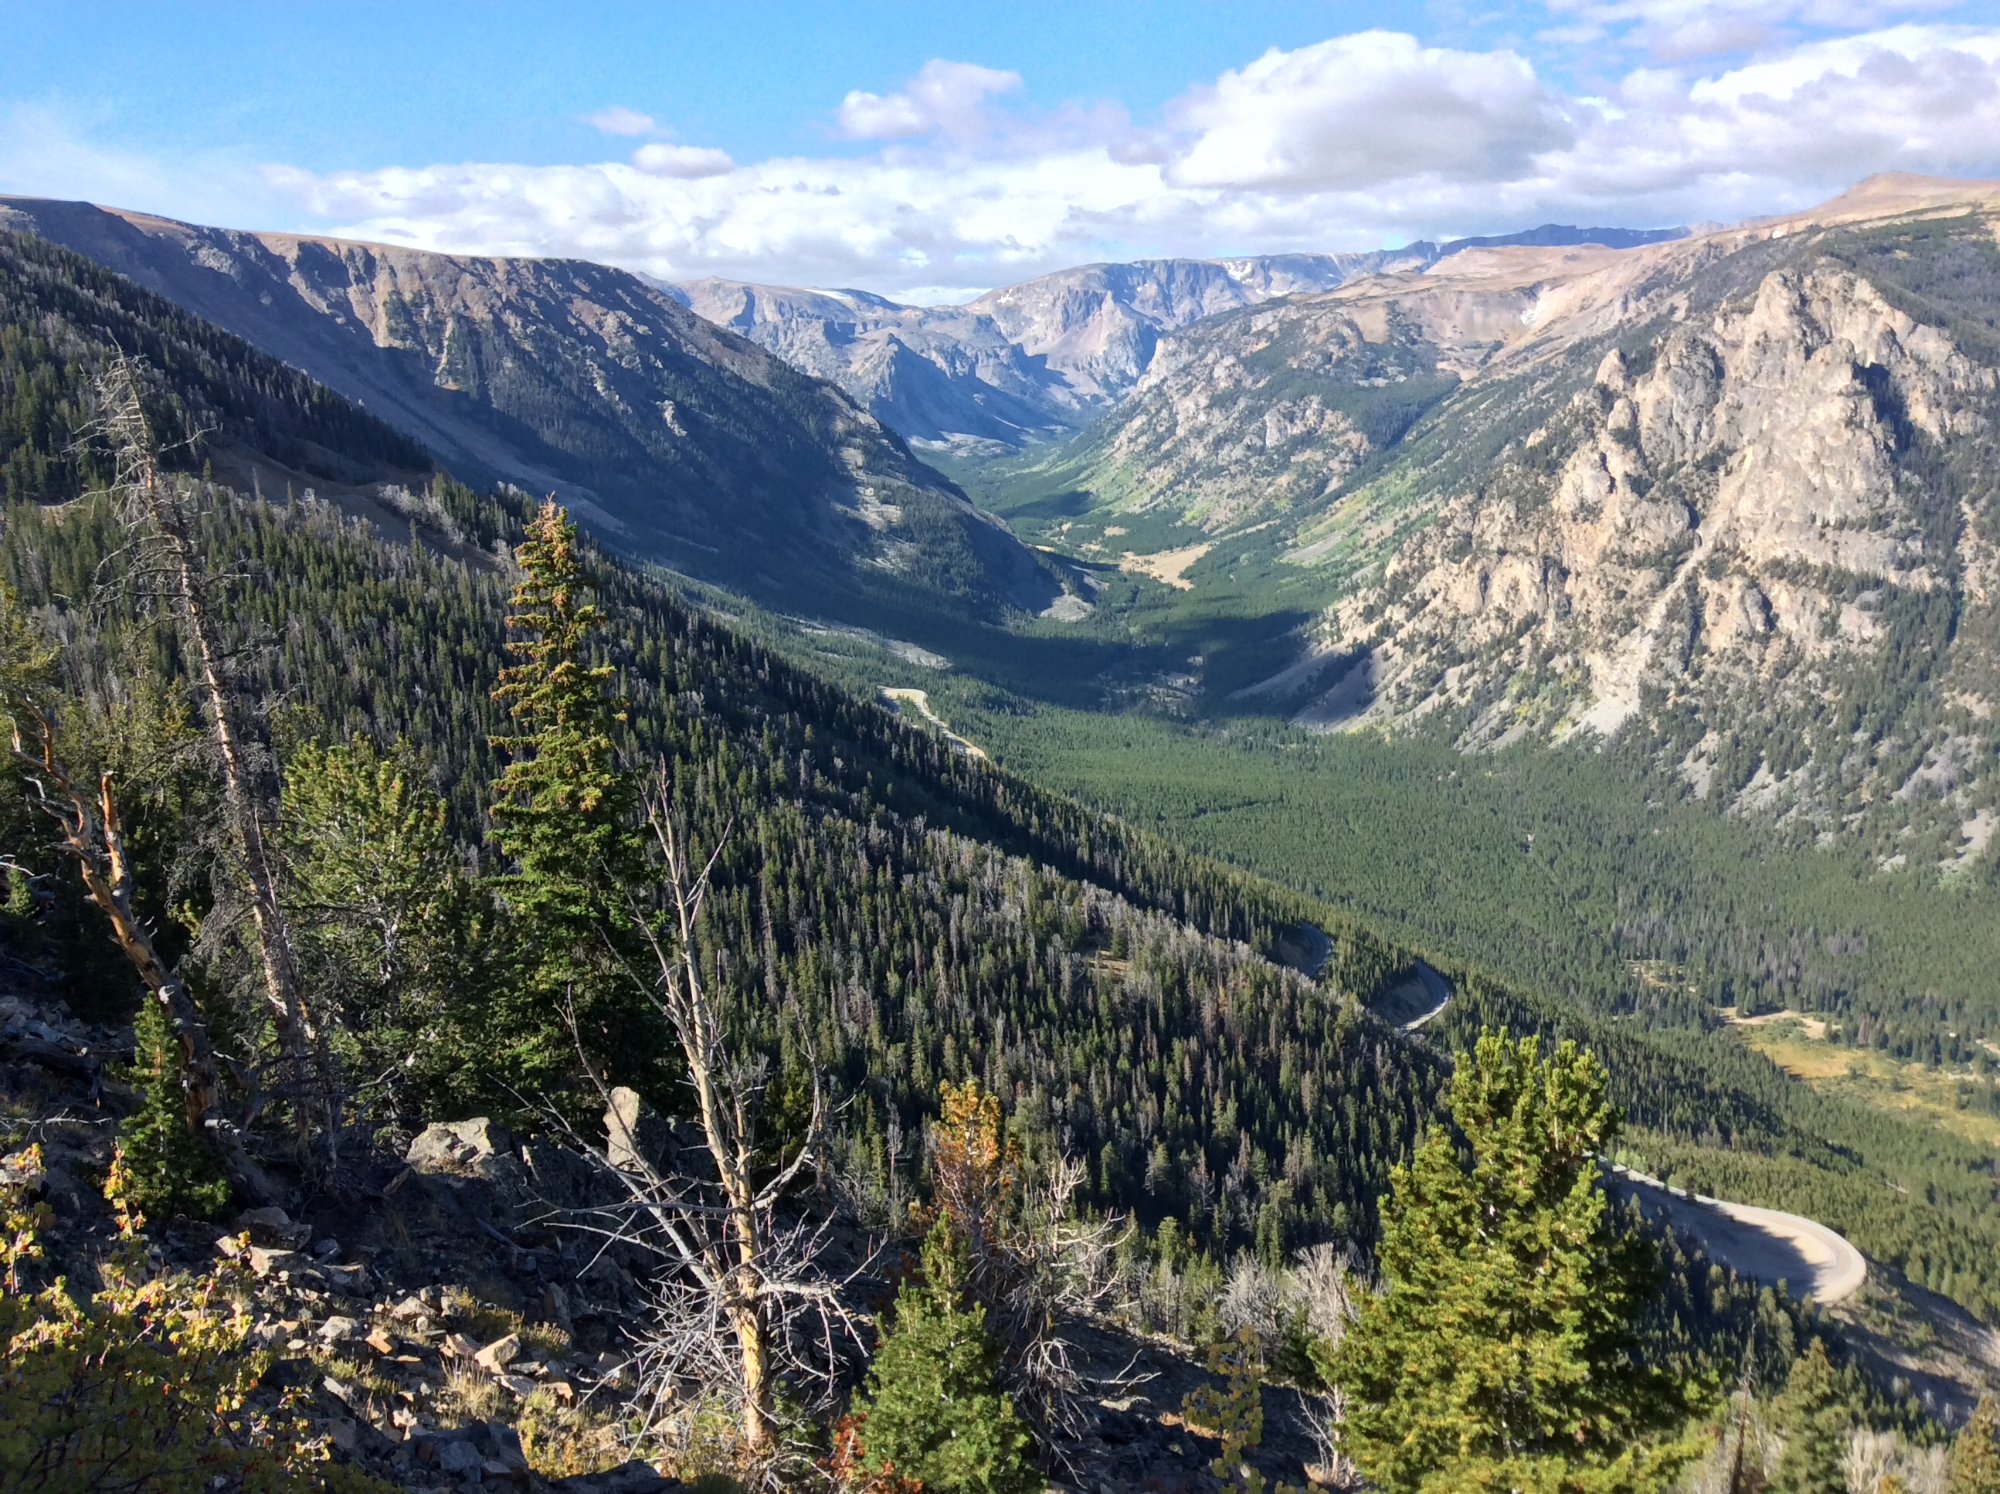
[406,1117,519,1184]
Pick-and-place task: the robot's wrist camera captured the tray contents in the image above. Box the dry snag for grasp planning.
[87,358,334,1153]
[548,763,870,1471]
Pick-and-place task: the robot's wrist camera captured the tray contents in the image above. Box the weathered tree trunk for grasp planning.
[156,474,321,1069]
[593,776,860,1461]
[10,715,279,1204]
[730,1289,776,1452]
[96,361,334,1152]
[665,806,777,1452]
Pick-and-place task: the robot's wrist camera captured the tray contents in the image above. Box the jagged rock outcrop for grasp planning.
[672,228,1681,449]
[1341,262,1995,740]
[1293,182,2000,843]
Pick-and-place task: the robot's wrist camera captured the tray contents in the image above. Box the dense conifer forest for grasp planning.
[4,216,2000,1490]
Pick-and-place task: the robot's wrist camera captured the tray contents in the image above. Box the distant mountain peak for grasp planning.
[667,230,1703,449]
[1435,223,1688,257]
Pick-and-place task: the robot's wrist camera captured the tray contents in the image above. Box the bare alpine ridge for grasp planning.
[0,195,1062,623]
[670,226,1686,449]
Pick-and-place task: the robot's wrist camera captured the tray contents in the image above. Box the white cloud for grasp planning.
[1539,0,1964,59]
[836,60,1023,141]
[1687,23,2000,103]
[1601,25,2000,190]
[584,106,663,137]
[27,20,2000,301]
[1165,31,1575,191]
[631,142,736,178]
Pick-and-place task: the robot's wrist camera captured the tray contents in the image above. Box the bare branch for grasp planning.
[8,707,277,1204]
[528,766,873,1480]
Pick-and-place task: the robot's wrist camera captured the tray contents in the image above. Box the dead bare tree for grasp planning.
[8,706,277,1203]
[550,763,870,1470]
[1290,1241,1363,1351]
[987,1150,1138,1453]
[86,358,331,1151]
[1301,1384,1359,1490]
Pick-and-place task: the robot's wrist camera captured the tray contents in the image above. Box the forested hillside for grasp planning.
[0,238,1455,1269]
[5,195,2000,1490]
[0,258,1992,1311]
[0,229,431,503]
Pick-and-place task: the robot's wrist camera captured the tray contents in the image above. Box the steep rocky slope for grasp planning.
[673,229,1682,448]
[1053,176,2000,846]
[0,197,1057,620]
[1028,268,1534,528]
[668,280,1070,445]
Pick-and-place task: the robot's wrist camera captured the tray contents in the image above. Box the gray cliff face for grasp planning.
[667,228,1682,449]
[1339,263,1996,743]
[1012,177,2000,843]
[0,196,1057,618]
[1296,187,2000,844]
[670,279,1068,444]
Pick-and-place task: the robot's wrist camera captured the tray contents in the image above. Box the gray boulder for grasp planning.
[405,1117,520,1184]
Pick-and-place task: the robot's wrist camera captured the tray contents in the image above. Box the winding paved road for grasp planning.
[1607,1165,1868,1305]
[1294,924,1867,1304]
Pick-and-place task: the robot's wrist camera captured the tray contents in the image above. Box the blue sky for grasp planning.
[6,2,2000,299]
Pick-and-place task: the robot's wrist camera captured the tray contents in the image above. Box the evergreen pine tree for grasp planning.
[1948,1395,2000,1494]
[0,582,57,920]
[1327,1031,1695,1493]
[280,735,490,1117]
[1770,1339,1850,1494]
[0,580,56,718]
[116,997,230,1221]
[488,499,656,1098]
[852,1215,1040,1494]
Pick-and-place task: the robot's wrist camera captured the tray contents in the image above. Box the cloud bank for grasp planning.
[15,10,2000,302]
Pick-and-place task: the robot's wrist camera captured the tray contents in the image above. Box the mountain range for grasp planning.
[8,157,2000,1484]
[0,195,1062,623]
[9,179,2000,855]
[988,175,2000,854]
[668,226,1686,447]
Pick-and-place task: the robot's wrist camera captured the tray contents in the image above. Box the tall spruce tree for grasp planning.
[489,499,655,1099]
[1328,1031,1695,1493]
[852,1215,1040,1494]
[1948,1395,2000,1494]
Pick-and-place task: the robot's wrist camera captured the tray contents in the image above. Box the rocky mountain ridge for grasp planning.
[1039,179,1997,542]
[1045,174,2000,849]
[0,196,1060,622]
[671,226,1684,448]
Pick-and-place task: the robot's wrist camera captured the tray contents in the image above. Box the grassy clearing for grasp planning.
[1733,1017,2000,1148]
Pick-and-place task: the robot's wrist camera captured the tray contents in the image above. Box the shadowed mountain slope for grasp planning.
[0,196,1061,622]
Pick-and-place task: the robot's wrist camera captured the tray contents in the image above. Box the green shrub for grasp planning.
[851,1217,1039,1494]
[0,1145,388,1491]
[114,997,230,1222]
